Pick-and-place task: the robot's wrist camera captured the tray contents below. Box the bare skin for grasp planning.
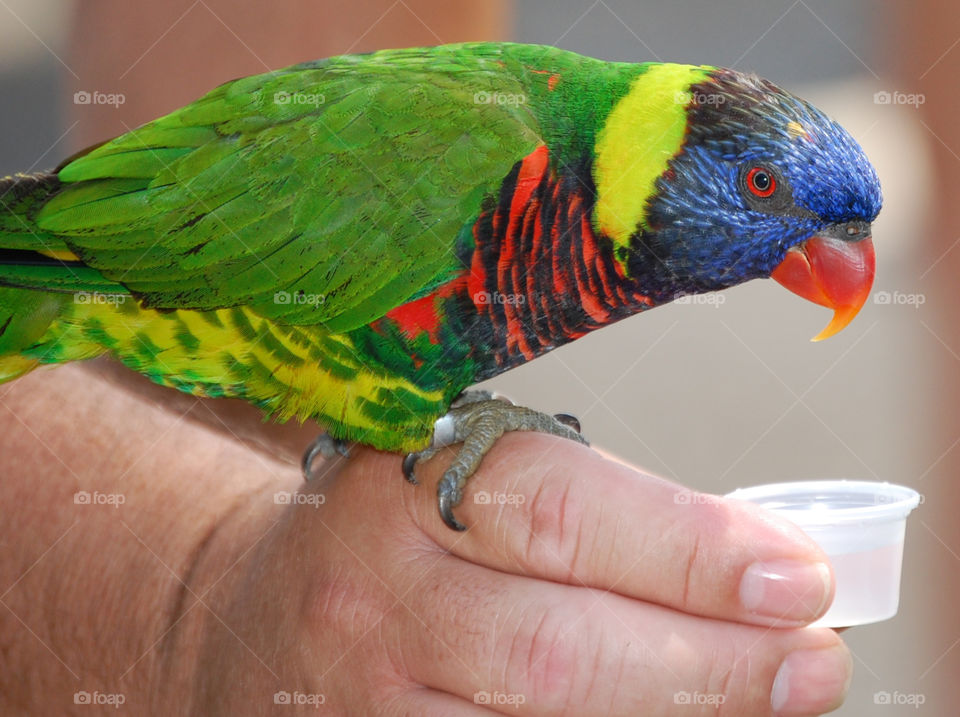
[0,360,850,715]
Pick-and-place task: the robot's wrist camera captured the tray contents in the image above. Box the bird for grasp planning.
[0,42,880,530]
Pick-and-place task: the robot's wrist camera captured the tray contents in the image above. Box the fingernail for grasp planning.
[740,560,831,622]
[771,645,852,715]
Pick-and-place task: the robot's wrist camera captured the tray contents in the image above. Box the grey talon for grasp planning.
[402,452,420,485]
[302,442,323,481]
[302,433,352,481]
[438,484,467,531]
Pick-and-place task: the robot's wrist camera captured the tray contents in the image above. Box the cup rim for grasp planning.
[725,479,921,526]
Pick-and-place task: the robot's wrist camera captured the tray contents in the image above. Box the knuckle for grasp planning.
[671,502,727,611]
[579,624,629,713]
[505,601,582,707]
[706,641,746,715]
[520,471,588,578]
[702,632,785,716]
[680,530,704,611]
[505,599,628,715]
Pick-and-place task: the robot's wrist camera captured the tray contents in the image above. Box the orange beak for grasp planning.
[771,233,875,341]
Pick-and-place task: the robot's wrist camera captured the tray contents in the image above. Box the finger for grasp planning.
[395,556,851,717]
[405,432,833,627]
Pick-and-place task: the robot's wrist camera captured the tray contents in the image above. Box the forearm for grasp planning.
[0,362,289,713]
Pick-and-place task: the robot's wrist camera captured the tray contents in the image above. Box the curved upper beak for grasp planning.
[770,223,875,341]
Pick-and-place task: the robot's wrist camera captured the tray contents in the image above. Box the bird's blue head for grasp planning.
[624,67,881,340]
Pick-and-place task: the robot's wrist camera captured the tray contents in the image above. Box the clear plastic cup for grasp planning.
[726,480,921,628]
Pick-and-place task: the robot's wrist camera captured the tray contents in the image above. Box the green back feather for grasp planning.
[39,44,642,332]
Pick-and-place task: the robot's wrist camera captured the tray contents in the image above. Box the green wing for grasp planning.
[36,44,547,332]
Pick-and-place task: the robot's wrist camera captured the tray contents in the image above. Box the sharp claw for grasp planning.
[302,435,352,481]
[553,413,582,434]
[402,452,420,485]
[438,488,467,531]
[301,442,324,481]
[405,401,587,530]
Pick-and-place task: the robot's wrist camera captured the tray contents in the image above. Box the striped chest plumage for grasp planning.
[456,146,655,378]
[371,144,657,385]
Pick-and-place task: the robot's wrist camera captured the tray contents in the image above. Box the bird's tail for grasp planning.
[0,172,117,381]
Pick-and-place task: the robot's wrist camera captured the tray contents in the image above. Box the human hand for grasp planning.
[197,432,849,716]
[0,362,848,715]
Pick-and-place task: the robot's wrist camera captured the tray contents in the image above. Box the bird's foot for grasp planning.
[401,390,511,486]
[302,433,353,481]
[403,393,588,531]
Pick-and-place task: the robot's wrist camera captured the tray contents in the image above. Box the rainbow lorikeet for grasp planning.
[0,43,880,530]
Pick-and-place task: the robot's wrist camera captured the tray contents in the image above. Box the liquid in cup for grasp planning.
[726,480,921,628]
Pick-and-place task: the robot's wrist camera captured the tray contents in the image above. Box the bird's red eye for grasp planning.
[746,167,776,198]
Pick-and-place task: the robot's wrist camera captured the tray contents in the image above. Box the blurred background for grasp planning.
[0,1,954,714]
